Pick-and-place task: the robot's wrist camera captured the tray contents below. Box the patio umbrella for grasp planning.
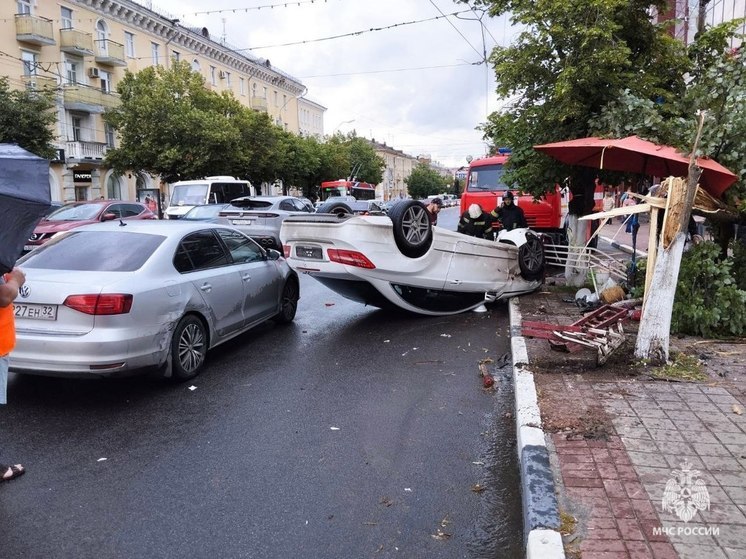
[0,144,51,274]
[534,135,738,198]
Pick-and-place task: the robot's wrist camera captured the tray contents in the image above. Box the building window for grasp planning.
[172,50,180,62]
[71,116,82,142]
[151,42,160,65]
[252,83,257,97]
[61,6,73,29]
[100,70,111,93]
[17,1,32,15]
[225,72,231,86]
[239,77,245,96]
[21,51,37,77]
[105,123,115,148]
[192,59,201,72]
[274,90,278,106]
[107,173,122,199]
[210,66,216,85]
[65,59,79,85]
[124,32,135,58]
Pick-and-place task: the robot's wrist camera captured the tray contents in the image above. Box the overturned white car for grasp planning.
[280,200,545,316]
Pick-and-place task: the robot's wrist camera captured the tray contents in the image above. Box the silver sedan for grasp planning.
[10,221,300,380]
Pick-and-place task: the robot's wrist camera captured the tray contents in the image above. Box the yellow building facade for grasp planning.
[4,0,324,204]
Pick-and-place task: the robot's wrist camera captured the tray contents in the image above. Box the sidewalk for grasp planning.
[512,289,746,559]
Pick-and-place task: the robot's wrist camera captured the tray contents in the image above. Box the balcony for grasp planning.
[15,14,55,46]
[65,140,108,162]
[21,75,58,91]
[251,96,268,112]
[60,29,94,56]
[63,84,120,113]
[94,39,126,67]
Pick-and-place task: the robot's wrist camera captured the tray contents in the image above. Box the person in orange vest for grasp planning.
[0,267,26,483]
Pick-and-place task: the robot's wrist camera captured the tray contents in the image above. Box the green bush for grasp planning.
[672,242,746,337]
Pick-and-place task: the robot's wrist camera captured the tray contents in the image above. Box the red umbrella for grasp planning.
[534,135,738,198]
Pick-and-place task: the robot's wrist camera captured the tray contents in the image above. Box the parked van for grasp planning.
[165,176,254,219]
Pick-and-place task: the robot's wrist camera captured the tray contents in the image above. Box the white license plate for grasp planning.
[232,219,254,225]
[23,245,35,252]
[14,303,58,321]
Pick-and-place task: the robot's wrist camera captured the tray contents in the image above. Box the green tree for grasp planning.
[0,77,57,159]
[405,162,449,199]
[463,0,690,203]
[347,135,385,184]
[104,61,278,183]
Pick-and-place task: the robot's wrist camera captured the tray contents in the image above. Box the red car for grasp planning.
[25,200,157,252]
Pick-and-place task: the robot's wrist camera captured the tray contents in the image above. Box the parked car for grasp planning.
[11,221,299,380]
[217,195,315,250]
[181,204,230,221]
[315,198,386,216]
[280,199,545,316]
[25,200,157,252]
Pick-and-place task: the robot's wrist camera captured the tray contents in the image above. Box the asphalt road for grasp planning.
[0,258,523,559]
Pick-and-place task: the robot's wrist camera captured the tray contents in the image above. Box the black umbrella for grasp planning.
[0,144,52,274]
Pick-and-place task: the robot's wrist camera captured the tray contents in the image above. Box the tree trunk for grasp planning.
[564,213,589,287]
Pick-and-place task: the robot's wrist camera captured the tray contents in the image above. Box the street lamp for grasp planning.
[332,119,355,135]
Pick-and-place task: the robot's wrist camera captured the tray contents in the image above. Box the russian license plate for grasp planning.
[14,303,58,321]
[232,219,253,225]
[23,245,35,252]
[296,245,322,259]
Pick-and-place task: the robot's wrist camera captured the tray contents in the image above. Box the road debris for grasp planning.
[471,483,486,493]
[188,385,197,391]
[330,426,340,431]
[734,404,744,415]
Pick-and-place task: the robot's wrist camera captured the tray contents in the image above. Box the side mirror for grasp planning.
[101,212,117,221]
[266,248,281,261]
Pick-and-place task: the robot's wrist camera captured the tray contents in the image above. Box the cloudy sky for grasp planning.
[147,0,521,168]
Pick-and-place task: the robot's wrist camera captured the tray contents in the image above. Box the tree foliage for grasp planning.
[0,77,57,159]
[405,162,450,199]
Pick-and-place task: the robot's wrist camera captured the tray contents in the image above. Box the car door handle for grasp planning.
[241,273,252,282]
[199,283,212,292]
[448,279,462,285]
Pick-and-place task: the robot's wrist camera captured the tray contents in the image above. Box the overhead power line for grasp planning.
[299,61,479,78]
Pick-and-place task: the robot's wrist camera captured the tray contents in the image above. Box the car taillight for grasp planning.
[63,294,133,315]
[252,213,280,218]
[283,244,291,258]
[327,249,375,269]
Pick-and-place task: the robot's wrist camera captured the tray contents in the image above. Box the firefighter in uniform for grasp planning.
[458,204,495,239]
[491,190,527,231]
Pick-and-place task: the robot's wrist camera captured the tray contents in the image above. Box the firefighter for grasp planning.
[491,191,527,231]
[458,204,495,239]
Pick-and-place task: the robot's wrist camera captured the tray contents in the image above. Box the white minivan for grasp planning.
[165,176,254,219]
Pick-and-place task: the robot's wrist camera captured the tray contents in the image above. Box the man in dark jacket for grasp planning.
[458,204,495,239]
[425,197,443,226]
[491,191,527,231]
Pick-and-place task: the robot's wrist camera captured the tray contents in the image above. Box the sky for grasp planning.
[145,0,521,168]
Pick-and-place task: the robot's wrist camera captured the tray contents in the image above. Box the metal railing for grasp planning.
[543,243,631,283]
[63,84,120,109]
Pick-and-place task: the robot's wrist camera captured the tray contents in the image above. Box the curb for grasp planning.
[508,298,565,559]
[599,235,645,257]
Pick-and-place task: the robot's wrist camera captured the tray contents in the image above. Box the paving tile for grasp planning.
[672,384,704,394]
[698,503,746,525]
[688,402,724,414]
[581,538,628,552]
[611,449,634,465]
[713,471,746,487]
[592,447,613,462]
[655,441,695,455]
[673,543,728,559]
[630,498,659,521]
[663,454,705,470]
[693,443,732,457]
[652,392,684,402]
[700,455,745,472]
[639,417,677,431]
[625,541,654,559]
[636,408,670,419]
[656,400,690,411]
[562,453,596,463]
[598,462,620,480]
[648,541,678,559]
[666,412,706,424]
[725,548,746,559]
[610,497,636,519]
[708,393,741,404]
[623,481,648,500]
[680,430,722,444]
[604,479,628,499]
[683,392,712,403]
[564,476,604,488]
[562,461,599,472]
[723,485,746,505]
[617,517,646,540]
[641,523,671,542]
[700,386,732,396]
[628,451,670,468]
[588,516,619,530]
[646,429,685,443]
[709,524,746,550]
[586,527,623,540]
[617,426,654,440]
[715,431,746,446]
[634,466,673,486]
[623,438,660,453]
[617,464,641,481]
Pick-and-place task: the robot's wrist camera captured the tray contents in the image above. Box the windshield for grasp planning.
[17,230,165,272]
[467,164,509,192]
[321,187,346,201]
[352,187,376,201]
[45,203,105,221]
[183,205,226,219]
[170,184,208,206]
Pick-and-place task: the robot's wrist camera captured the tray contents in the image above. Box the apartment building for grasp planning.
[368,139,419,200]
[658,0,745,47]
[5,0,325,203]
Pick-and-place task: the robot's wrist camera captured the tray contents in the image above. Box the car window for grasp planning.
[173,230,230,273]
[105,204,126,218]
[17,231,164,271]
[123,203,145,217]
[279,200,295,211]
[222,183,249,202]
[215,228,265,264]
[46,203,104,221]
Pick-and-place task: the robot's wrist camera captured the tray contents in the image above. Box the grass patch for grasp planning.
[559,510,577,537]
[649,352,707,382]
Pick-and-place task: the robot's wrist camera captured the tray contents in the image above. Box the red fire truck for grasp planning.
[459,152,569,244]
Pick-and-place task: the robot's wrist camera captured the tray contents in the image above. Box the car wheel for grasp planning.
[171,315,208,381]
[276,277,299,323]
[316,201,353,216]
[518,233,545,281]
[387,200,433,258]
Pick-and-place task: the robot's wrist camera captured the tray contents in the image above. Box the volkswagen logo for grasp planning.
[19,285,30,298]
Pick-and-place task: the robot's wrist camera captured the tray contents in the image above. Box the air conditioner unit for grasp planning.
[88,67,100,78]
[218,70,226,79]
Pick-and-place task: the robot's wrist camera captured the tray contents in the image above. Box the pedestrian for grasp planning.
[491,191,527,231]
[144,195,157,213]
[1,267,26,483]
[458,203,494,239]
[425,197,443,226]
[602,189,615,213]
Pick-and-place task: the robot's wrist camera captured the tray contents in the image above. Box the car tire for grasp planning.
[316,201,353,217]
[518,233,545,281]
[171,314,208,381]
[387,200,433,258]
[276,277,299,323]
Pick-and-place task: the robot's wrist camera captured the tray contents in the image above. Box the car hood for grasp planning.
[34,219,96,233]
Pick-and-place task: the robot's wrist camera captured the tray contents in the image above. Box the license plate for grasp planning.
[232,219,254,225]
[296,245,322,259]
[23,245,35,252]
[14,303,58,321]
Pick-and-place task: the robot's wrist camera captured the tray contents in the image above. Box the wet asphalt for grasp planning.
[0,208,523,559]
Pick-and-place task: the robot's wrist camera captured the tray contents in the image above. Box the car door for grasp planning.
[173,230,246,337]
[214,228,282,325]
